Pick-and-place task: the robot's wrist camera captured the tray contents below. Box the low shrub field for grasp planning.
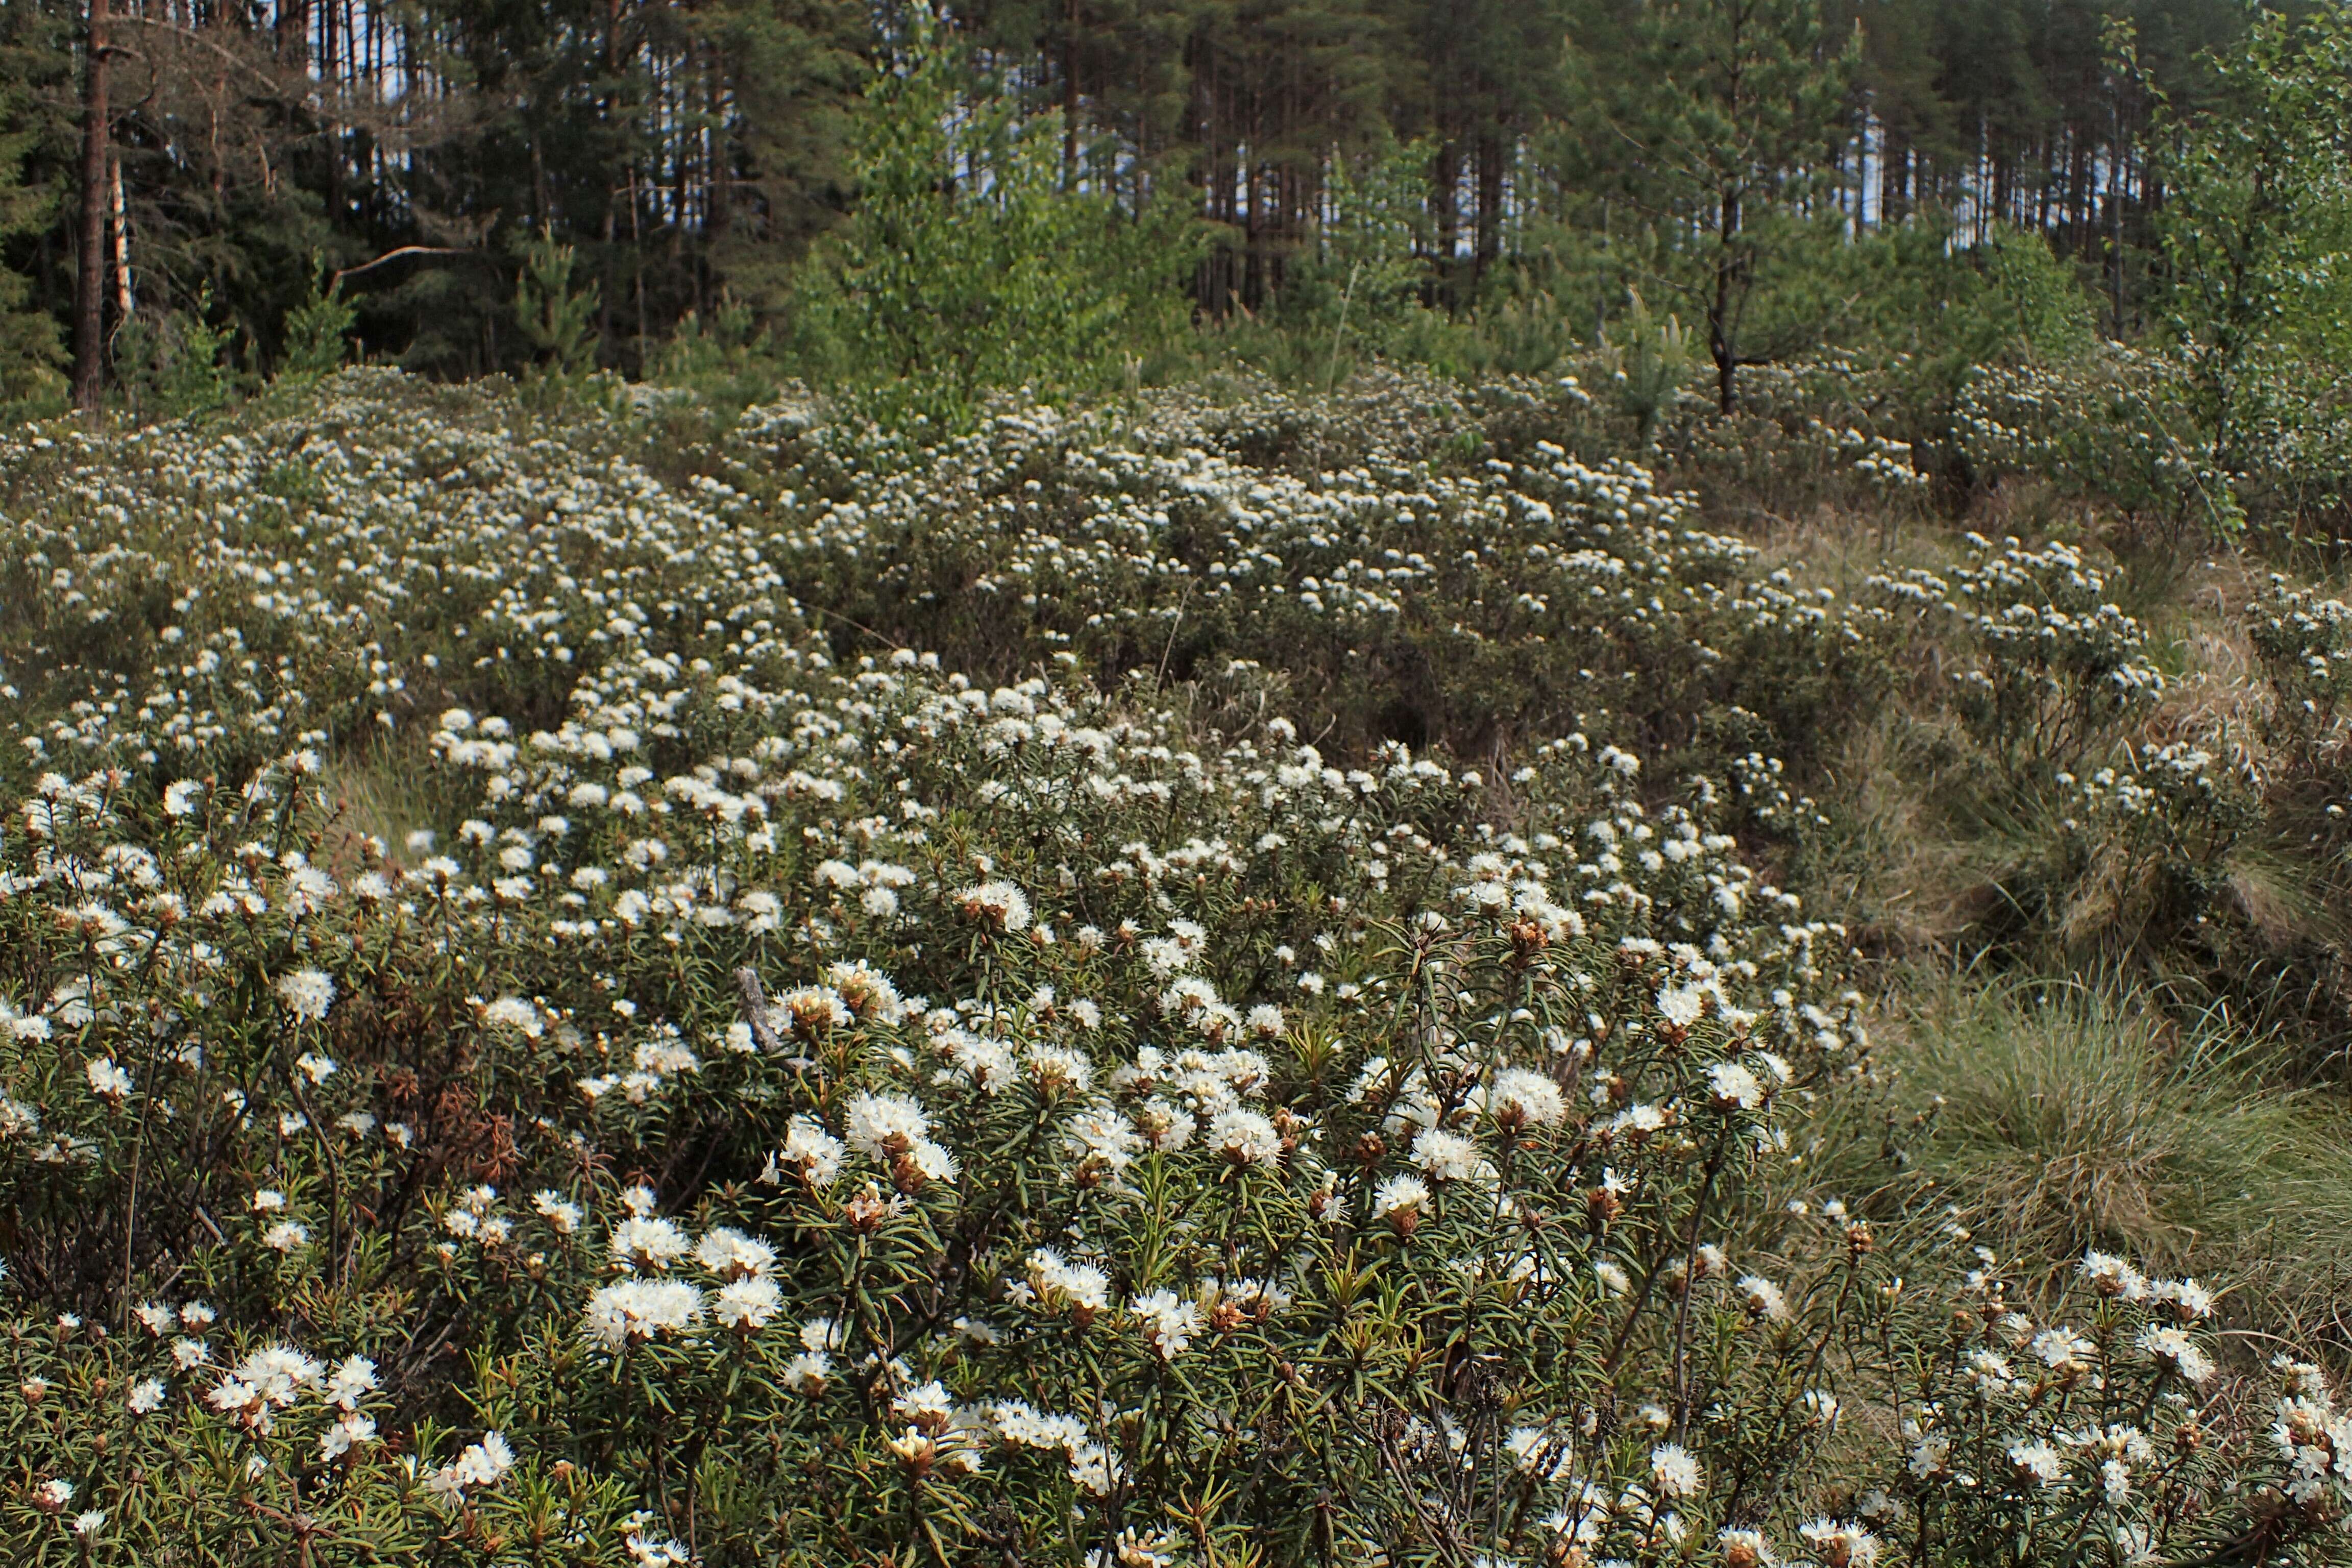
[6,367,2352,1565]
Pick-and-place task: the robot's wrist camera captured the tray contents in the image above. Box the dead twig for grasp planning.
[734,965,785,1055]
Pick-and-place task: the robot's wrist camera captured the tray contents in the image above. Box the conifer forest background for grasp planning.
[0,0,2296,400]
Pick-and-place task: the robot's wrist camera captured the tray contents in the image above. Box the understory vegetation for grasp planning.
[6,339,2352,1564]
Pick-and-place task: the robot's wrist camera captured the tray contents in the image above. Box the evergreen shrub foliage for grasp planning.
[2,375,2351,1564]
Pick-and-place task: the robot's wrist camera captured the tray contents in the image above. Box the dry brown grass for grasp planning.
[314,729,447,879]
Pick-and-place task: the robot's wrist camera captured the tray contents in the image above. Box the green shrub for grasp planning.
[798,7,1200,431]
[114,286,240,423]
[278,258,359,380]
[1955,349,2247,547]
[8,371,2352,1566]
[1872,536,2168,779]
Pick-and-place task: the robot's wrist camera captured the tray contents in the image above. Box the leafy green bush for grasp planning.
[2250,577,2352,748]
[1839,223,2095,408]
[113,287,241,423]
[279,259,360,380]
[1955,349,2247,547]
[796,8,1199,431]
[685,366,1894,771]
[1871,536,2169,780]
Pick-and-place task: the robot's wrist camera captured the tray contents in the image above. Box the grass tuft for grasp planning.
[1858,975,2352,1346]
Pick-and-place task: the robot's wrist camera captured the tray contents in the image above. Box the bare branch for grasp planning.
[330,246,471,286]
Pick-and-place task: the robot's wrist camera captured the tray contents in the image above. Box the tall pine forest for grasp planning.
[0,0,2291,404]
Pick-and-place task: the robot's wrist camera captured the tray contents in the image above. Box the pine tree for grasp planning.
[1575,0,1860,410]
[0,84,63,409]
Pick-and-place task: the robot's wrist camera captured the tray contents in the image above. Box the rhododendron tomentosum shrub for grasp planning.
[0,372,2342,1566]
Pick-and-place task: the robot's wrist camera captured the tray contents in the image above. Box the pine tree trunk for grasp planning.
[110,153,131,321]
[323,0,341,225]
[1475,133,1505,289]
[1712,186,1742,414]
[278,0,309,65]
[1062,0,1079,187]
[72,0,111,415]
[1431,138,1461,311]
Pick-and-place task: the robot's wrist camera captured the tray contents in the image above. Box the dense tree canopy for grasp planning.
[0,0,2296,407]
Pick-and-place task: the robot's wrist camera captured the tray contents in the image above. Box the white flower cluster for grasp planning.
[584,1197,786,1349]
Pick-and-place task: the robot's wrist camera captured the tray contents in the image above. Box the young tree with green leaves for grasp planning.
[810,5,1199,428]
[2132,10,2352,477]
